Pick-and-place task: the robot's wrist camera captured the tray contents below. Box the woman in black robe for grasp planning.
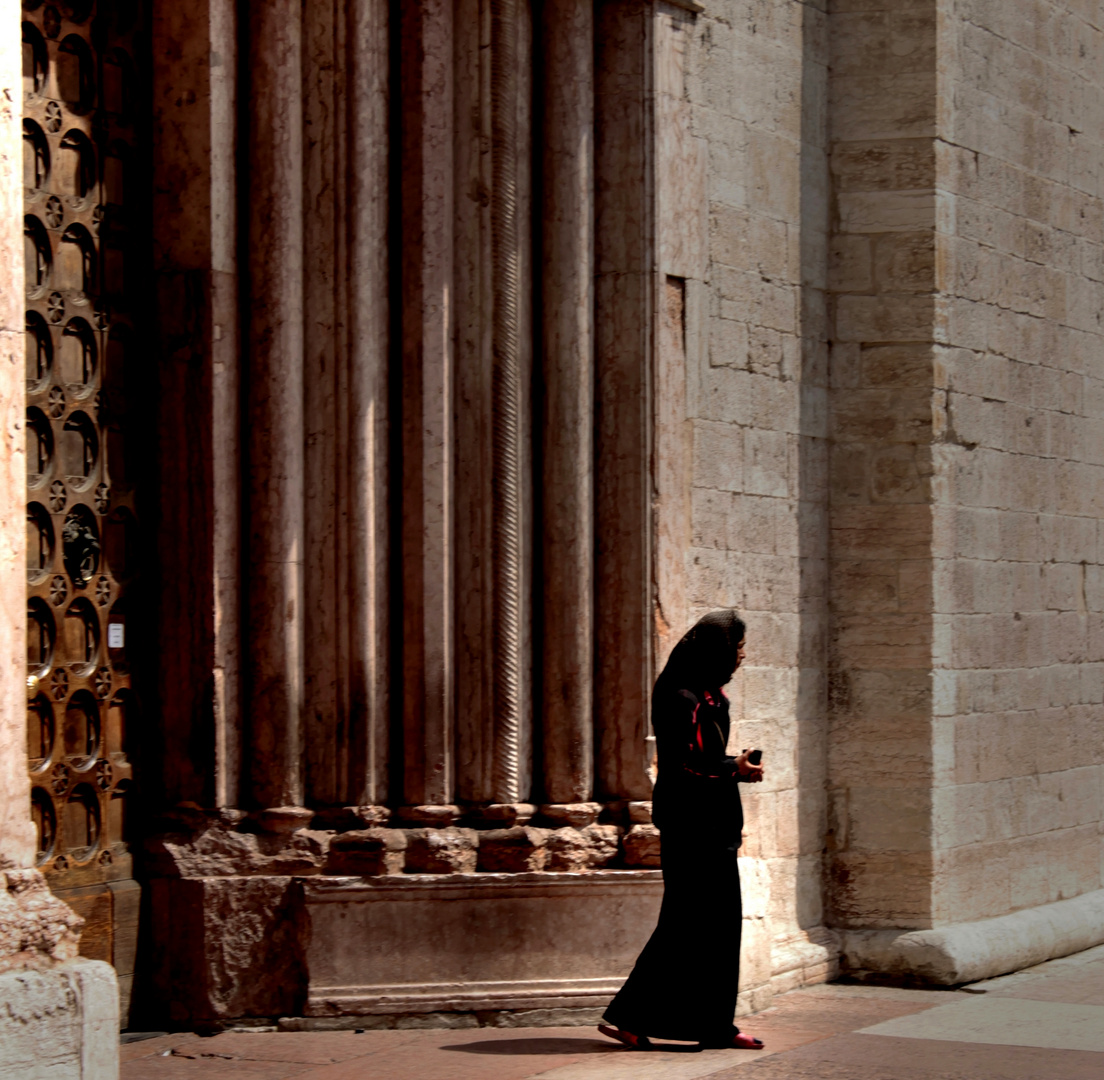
[599,609,765,1051]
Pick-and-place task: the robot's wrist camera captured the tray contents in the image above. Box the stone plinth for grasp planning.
[301,871,664,1015]
[147,855,828,1025]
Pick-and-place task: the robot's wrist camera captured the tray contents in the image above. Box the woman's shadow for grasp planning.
[441,1035,700,1055]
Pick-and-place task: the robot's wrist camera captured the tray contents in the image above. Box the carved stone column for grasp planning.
[345,0,392,806]
[302,0,391,808]
[594,0,655,801]
[454,0,534,816]
[153,0,241,810]
[245,0,305,808]
[490,0,529,805]
[400,0,455,808]
[540,0,595,805]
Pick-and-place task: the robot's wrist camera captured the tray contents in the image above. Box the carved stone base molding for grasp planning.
[303,872,664,1016]
[148,858,841,1026]
[145,802,663,878]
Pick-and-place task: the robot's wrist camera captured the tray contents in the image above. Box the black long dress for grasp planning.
[602,611,748,1044]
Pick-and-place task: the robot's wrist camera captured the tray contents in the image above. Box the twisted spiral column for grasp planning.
[490,0,524,803]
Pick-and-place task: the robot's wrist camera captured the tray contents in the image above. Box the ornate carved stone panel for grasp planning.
[22,0,146,1020]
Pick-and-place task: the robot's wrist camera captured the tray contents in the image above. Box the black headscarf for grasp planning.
[655,609,746,696]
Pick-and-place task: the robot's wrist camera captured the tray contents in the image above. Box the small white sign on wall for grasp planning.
[108,622,125,649]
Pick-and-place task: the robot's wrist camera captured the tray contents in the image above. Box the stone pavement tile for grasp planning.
[525,1048,758,1080]
[857,996,1104,1052]
[121,1053,313,1080]
[520,1031,834,1080]
[1019,943,1104,975]
[994,962,1104,1005]
[522,992,947,1080]
[699,1034,1104,1080]
[286,1027,619,1080]
[171,1031,393,1065]
[962,943,1104,998]
[750,983,948,1037]
[120,1034,204,1063]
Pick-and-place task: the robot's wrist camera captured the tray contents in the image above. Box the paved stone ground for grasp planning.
[121,944,1104,1079]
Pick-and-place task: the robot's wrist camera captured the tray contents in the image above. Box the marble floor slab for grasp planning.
[856,996,1104,1053]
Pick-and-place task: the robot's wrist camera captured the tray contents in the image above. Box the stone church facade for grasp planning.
[3,0,1104,1070]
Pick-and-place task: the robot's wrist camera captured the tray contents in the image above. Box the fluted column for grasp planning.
[346,0,391,805]
[302,0,391,809]
[245,0,305,808]
[540,0,594,804]
[400,0,455,807]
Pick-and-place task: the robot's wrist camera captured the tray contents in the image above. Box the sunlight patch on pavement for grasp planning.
[857,997,1104,1053]
[525,1047,771,1080]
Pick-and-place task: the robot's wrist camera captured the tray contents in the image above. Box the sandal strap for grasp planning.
[598,1024,653,1051]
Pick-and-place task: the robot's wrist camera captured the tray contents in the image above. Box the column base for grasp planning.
[841,887,1104,986]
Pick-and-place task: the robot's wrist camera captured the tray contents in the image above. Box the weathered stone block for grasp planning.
[544,828,590,872]
[151,876,305,1023]
[0,869,82,975]
[468,804,537,828]
[256,806,314,835]
[397,805,461,827]
[582,825,622,869]
[326,830,406,876]
[476,828,549,873]
[146,823,327,878]
[538,803,602,828]
[0,961,118,1080]
[540,826,620,872]
[312,805,392,831]
[622,824,661,868]
[404,828,478,874]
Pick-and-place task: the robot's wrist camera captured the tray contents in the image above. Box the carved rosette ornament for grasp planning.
[50,762,70,796]
[94,759,113,791]
[49,670,69,701]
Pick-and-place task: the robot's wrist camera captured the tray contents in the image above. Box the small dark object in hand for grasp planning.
[747,749,762,765]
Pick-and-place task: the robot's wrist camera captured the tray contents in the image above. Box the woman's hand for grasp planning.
[735,750,764,782]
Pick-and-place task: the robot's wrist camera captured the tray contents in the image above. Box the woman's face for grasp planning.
[734,638,747,670]
[713,638,746,686]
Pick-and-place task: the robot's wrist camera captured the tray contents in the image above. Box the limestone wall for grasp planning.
[682,0,834,997]
[824,0,1104,954]
[826,0,940,930]
[931,0,1104,923]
